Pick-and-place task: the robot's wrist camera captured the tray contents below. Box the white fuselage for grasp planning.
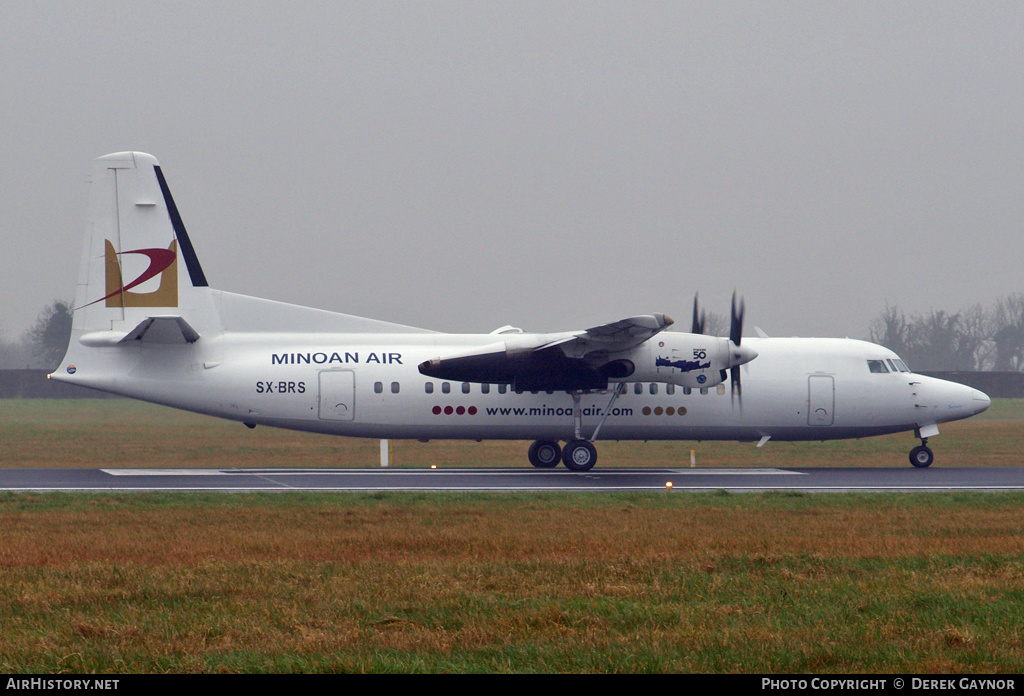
[61,330,990,445]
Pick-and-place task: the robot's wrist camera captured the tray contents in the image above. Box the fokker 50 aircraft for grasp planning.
[52,152,991,471]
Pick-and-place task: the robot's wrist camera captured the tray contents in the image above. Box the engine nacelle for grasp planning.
[602,333,755,389]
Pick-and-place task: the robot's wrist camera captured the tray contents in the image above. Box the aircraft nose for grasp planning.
[915,376,991,424]
[971,388,991,415]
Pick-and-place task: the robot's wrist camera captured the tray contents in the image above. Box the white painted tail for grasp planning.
[72,151,214,338]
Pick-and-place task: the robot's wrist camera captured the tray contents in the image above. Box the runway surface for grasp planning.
[2,467,1024,492]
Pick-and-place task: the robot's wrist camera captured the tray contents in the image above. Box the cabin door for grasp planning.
[807,374,835,426]
[319,370,355,421]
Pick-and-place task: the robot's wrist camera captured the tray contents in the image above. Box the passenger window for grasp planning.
[374,382,383,394]
[867,360,889,373]
[683,387,692,395]
[634,383,643,395]
[481,384,490,394]
[442,382,451,394]
[462,382,471,394]
[425,382,434,394]
[391,382,400,394]
[498,384,507,394]
[666,384,675,395]
[649,383,658,395]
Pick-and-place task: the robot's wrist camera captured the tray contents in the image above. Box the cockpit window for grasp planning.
[869,358,911,373]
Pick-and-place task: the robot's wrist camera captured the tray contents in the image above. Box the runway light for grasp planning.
[665,481,673,489]
[431,465,437,469]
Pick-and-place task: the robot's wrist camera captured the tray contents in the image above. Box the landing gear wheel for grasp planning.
[528,440,562,468]
[562,440,597,472]
[910,445,934,468]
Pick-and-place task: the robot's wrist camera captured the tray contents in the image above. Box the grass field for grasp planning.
[2,492,1024,673]
[1,399,1023,673]
[1,398,1022,469]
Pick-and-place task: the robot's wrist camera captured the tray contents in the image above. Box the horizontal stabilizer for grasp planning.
[122,316,200,343]
[78,316,200,346]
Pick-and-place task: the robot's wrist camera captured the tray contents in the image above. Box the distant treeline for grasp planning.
[870,293,1024,372]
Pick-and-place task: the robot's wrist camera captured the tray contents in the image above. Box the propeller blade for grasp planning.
[729,291,746,409]
[730,291,745,347]
[730,364,744,411]
[691,294,705,335]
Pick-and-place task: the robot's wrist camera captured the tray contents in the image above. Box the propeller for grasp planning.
[730,291,744,348]
[695,290,756,406]
[730,292,744,404]
[691,294,706,335]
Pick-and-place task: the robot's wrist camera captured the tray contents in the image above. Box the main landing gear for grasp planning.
[563,440,598,472]
[527,439,599,471]
[526,387,623,472]
[527,440,561,468]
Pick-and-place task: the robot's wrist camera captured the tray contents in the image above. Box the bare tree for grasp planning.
[870,304,909,358]
[990,293,1024,371]
[909,310,988,371]
[956,304,990,371]
[0,330,14,368]
[28,300,73,369]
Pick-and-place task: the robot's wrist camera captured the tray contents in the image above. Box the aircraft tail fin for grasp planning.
[54,151,433,383]
[70,152,217,337]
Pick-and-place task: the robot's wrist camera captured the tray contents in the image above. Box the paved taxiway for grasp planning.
[1,467,1023,492]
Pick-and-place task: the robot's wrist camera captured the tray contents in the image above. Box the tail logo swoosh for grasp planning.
[83,240,179,308]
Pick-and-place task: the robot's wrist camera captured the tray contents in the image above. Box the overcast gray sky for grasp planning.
[2,1,1022,343]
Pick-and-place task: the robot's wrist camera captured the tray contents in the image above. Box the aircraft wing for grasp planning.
[418,313,673,391]
[565,313,674,356]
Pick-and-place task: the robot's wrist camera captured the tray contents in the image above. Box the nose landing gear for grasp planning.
[910,440,934,468]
